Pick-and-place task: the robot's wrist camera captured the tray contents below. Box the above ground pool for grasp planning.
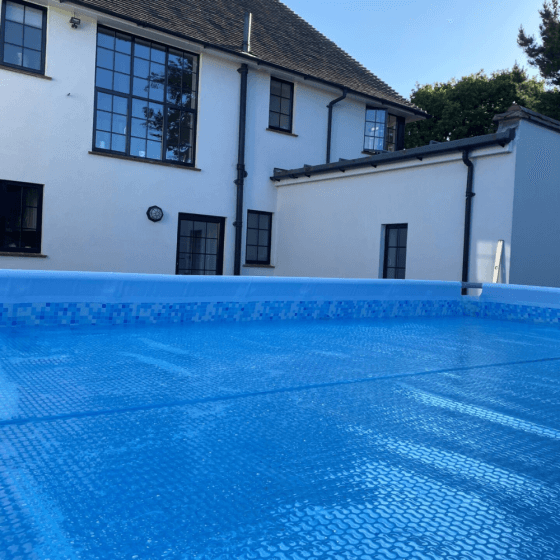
[0,272,559,559]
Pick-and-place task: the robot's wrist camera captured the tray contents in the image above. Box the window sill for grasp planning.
[266,128,298,138]
[0,64,52,80]
[88,151,201,171]
[243,264,275,268]
[0,251,47,258]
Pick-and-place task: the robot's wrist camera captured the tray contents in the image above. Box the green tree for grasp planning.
[518,0,560,86]
[405,66,546,149]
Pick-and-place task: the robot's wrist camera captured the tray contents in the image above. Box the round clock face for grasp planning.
[147,206,163,222]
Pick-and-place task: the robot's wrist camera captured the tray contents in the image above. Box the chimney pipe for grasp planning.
[243,12,252,53]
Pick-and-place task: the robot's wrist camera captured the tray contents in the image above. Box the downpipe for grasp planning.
[326,88,347,163]
[233,63,249,276]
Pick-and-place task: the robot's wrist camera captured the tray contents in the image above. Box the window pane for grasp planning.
[6,2,24,23]
[205,255,217,270]
[114,52,131,74]
[181,91,196,109]
[95,130,110,150]
[385,268,396,279]
[149,79,164,102]
[113,96,128,115]
[398,227,407,246]
[113,72,130,94]
[96,68,113,89]
[258,230,269,246]
[130,137,147,157]
[147,140,161,160]
[374,137,384,150]
[377,111,386,123]
[386,248,397,267]
[132,98,147,118]
[206,223,218,239]
[133,57,149,78]
[397,248,407,267]
[259,214,270,229]
[133,77,149,98]
[97,28,115,50]
[270,79,281,96]
[387,228,398,246]
[180,220,194,236]
[280,98,291,115]
[179,237,192,252]
[258,247,268,262]
[23,48,40,70]
[181,66,195,93]
[5,21,24,46]
[112,113,127,135]
[280,114,290,130]
[193,222,206,237]
[97,92,112,112]
[24,5,43,28]
[96,110,111,132]
[3,43,22,66]
[179,112,193,145]
[97,47,114,70]
[22,205,37,230]
[111,134,126,152]
[23,25,41,50]
[269,112,280,128]
[281,83,292,98]
[134,40,150,60]
[206,238,217,254]
[115,33,131,54]
[364,136,374,151]
[131,118,147,138]
[150,44,165,63]
[396,268,405,280]
[246,246,257,261]
[247,229,258,245]
[247,212,259,228]
[270,95,280,113]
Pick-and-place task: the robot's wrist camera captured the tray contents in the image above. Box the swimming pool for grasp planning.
[1,272,559,559]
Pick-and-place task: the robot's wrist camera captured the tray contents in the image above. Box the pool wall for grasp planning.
[0,270,559,328]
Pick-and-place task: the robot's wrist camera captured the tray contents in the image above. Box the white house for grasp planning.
[2,2,559,289]
[272,105,560,289]
[0,0,426,276]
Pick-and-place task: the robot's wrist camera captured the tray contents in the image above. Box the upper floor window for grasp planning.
[93,27,199,166]
[0,180,43,253]
[364,108,404,153]
[0,0,46,74]
[269,77,293,133]
[246,210,272,265]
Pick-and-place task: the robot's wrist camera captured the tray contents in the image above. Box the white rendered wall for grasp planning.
[273,145,516,282]
[508,120,560,288]
[0,1,386,276]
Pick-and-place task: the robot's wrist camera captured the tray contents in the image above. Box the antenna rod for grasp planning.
[243,12,252,53]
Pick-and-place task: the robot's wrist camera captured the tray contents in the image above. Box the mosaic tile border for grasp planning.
[463,300,560,325]
[0,299,464,328]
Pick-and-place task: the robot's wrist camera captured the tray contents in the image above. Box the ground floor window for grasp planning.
[383,223,407,279]
[246,210,272,265]
[176,213,225,275]
[0,180,43,253]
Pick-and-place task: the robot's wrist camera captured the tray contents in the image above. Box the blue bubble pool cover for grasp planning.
[1,316,559,559]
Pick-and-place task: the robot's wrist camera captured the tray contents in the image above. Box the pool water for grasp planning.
[1,316,559,559]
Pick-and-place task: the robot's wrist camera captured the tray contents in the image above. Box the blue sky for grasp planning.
[283,0,545,99]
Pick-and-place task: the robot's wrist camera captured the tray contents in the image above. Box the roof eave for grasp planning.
[271,128,516,182]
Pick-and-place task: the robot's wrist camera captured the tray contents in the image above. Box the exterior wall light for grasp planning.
[70,17,81,29]
[147,206,164,222]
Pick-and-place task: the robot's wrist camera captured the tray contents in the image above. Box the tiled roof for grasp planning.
[494,104,560,134]
[67,0,426,115]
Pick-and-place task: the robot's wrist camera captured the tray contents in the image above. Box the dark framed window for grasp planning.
[0,0,47,74]
[0,180,43,253]
[269,77,293,132]
[93,26,199,166]
[364,108,405,152]
[246,210,272,265]
[176,213,225,275]
[383,224,407,279]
